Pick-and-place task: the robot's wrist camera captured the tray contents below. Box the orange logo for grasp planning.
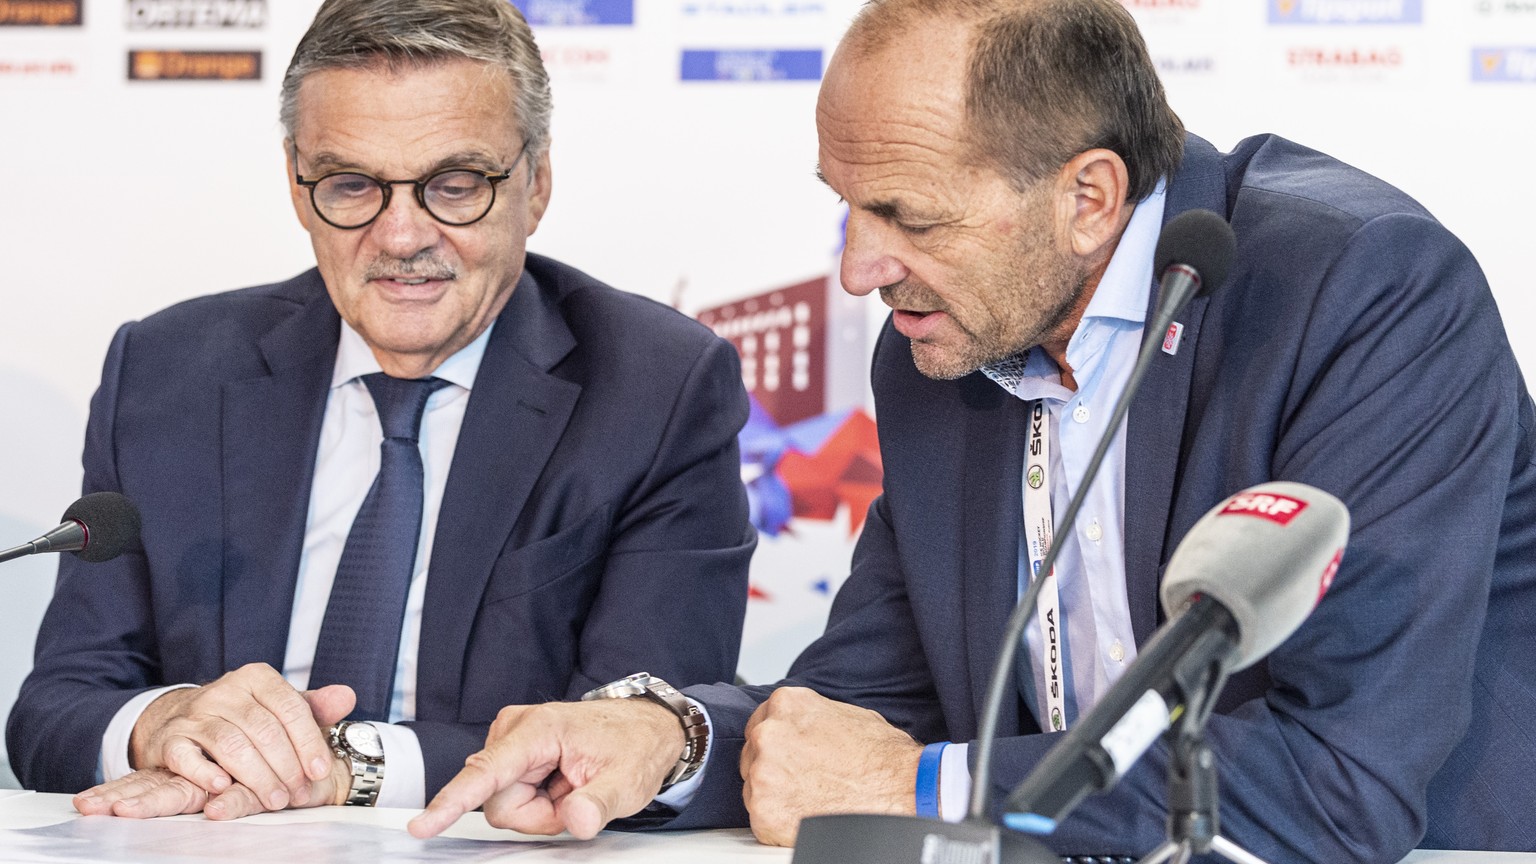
[0,0,82,26]
[1480,51,1504,74]
[128,50,261,81]
[1276,0,1297,17]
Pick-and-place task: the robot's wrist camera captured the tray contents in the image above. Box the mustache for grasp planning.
[878,280,947,313]
[364,254,456,282]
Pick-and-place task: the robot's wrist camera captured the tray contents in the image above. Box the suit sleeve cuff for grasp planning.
[101,684,198,783]
[652,698,713,811]
[369,722,425,809]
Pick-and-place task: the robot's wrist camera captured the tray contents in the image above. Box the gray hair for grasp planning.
[845,0,1184,201]
[280,0,552,164]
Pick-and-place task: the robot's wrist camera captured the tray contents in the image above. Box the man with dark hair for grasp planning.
[410,0,1536,860]
[6,0,754,818]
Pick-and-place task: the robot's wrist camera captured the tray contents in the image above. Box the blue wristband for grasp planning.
[915,742,946,819]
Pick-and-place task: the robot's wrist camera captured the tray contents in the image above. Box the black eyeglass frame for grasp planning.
[293,141,529,230]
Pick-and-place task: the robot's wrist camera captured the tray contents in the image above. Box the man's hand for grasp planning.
[124,665,355,813]
[408,699,683,841]
[73,753,353,820]
[740,687,923,846]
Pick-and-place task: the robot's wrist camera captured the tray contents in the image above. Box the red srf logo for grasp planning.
[1219,492,1309,526]
[1316,547,1343,606]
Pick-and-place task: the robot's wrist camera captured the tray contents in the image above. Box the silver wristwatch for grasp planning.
[581,672,708,788]
[327,721,385,806]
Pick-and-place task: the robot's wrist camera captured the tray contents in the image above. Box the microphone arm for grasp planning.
[0,521,88,564]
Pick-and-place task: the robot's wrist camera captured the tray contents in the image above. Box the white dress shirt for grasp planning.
[100,319,493,809]
[939,184,1167,820]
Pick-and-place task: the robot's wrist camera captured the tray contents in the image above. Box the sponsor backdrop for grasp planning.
[1,0,1532,785]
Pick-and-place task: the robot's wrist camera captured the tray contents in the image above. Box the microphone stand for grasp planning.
[1135,655,1267,864]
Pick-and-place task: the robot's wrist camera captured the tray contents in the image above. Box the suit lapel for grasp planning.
[1122,135,1231,644]
[958,374,1032,737]
[222,278,340,670]
[415,270,580,720]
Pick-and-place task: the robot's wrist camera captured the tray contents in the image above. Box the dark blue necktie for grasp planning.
[309,373,448,721]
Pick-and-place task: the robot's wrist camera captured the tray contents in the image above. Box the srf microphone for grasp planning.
[0,492,142,565]
[1002,481,1349,832]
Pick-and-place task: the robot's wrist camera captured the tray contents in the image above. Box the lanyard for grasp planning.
[1022,399,1067,732]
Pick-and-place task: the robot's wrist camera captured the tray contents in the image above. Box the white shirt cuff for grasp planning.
[100,684,198,782]
[939,742,971,823]
[651,699,713,811]
[368,722,425,809]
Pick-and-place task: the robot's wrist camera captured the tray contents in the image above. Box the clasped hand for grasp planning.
[73,663,355,820]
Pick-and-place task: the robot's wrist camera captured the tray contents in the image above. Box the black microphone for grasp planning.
[793,210,1238,863]
[0,492,142,565]
[1002,482,1349,832]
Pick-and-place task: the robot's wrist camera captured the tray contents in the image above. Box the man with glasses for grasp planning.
[6,0,754,819]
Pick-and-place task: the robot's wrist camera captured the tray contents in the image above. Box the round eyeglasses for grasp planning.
[294,143,528,230]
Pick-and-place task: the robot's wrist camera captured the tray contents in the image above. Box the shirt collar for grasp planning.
[331,319,494,391]
[979,178,1167,394]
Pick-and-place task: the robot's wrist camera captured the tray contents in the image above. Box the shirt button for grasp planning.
[1073,404,1090,424]
[1086,520,1103,543]
[1110,641,1125,663]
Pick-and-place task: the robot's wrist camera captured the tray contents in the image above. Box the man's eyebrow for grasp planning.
[813,165,911,220]
[299,149,507,176]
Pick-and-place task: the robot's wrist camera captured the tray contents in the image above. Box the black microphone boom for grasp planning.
[0,491,141,565]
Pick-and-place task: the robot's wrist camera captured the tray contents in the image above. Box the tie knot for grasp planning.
[362,373,448,442]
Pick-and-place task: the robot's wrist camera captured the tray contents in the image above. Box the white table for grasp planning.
[0,791,1527,864]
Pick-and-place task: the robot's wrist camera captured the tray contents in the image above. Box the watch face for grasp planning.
[342,722,384,759]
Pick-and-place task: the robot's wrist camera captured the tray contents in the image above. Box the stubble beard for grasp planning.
[905,238,1088,381]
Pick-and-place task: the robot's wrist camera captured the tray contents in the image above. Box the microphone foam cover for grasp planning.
[1153,208,1236,297]
[1159,481,1349,670]
[61,491,143,563]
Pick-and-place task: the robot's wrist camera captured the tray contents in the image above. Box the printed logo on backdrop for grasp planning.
[539,44,614,80]
[125,0,266,29]
[1475,0,1536,14]
[1287,45,1404,68]
[128,49,260,80]
[1155,54,1216,76]
[1268,0,1422,24]
[1120,0,1202,9]
[680,49,822,81]
[681,1,827,16]
[0,0,82,26]
[512,0,633,26]
[0,56,78,76]
[1473,47,1536,81]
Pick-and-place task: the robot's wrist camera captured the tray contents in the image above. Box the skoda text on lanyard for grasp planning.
[1024,399,1067,732]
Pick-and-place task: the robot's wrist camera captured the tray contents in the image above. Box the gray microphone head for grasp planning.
[60,492,142,563]
[1159,481,1349,670]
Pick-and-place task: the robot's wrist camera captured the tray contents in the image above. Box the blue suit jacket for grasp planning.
[673,136,1536,861]
[7,253,756,798]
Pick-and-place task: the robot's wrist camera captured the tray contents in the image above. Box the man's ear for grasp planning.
[524,146,553,236]
[284,140,317,233]
[1056,148,1132,260]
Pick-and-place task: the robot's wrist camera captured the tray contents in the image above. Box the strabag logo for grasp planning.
[682,1,827,15]
[1121,0,1202,8]
[1287,46,1403,68]
[128,49,261,80]
[1219,492,1309,526]
[126,0,267,29]
[0,0,82,26]
[1269,0,1421,24]
[1473,47,1536,81]
[680,49,821,81]
[513,0,633,26]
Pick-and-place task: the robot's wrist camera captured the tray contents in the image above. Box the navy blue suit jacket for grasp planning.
[673,136,1536,861]
[7,253,756,798]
